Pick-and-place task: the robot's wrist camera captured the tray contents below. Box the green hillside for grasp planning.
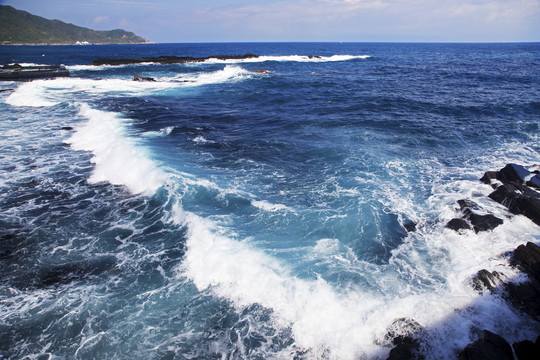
[0,5,148,45]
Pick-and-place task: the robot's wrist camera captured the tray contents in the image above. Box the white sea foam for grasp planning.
[175,199,538,359]
[66,103,166,195]
[5,80,59,107]
[203,55,370,64]
[173,65,253,86]
[142,126,175,138]
[251,200,294,213]
[5,66,255,108]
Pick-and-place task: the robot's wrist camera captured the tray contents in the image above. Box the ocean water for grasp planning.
[0,42,539,359]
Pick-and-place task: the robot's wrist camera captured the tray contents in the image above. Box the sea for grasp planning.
[0,42,539,360]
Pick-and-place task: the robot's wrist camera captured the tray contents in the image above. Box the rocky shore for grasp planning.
[90,53,259,66]
[386,164,540,360]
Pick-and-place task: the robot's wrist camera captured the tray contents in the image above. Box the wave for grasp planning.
[202,54,370,64]
[65,103,167,195]
[4,66,255,107]
[54,101,539,358]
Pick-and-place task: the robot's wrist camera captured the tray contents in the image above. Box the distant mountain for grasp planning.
[0,5,148,45]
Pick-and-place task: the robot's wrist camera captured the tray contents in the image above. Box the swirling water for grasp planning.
[0,43,539,359]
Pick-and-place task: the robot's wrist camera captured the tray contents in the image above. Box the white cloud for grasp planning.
[93,15,109,24]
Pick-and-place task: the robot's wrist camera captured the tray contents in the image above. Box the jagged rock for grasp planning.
[471,269,504,293]
[458,199,481,211]
[447,199,503,233]
[446,218,471,231]
[404,221,416,232]
[498,164,530,184]
[511,242,540,280]
[480,171,499,186]
[133,75,156,82]
[463,210,503,233]
[91,53,259,66]
[489,184,540,226]
[526,174,540,189]
[385,318,424,360]
[513,336,540,360]
[458,330,513,360]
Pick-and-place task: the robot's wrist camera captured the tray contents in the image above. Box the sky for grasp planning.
[2,0,539,42]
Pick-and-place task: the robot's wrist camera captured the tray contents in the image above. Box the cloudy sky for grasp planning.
[2,0,539,42]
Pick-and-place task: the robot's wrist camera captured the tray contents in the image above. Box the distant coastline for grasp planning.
[0,5,149,46]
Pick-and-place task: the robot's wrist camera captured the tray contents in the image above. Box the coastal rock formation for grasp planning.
[132,75,156,82]
[384,318,425,360]
[91,53,259,66]
[481,164,540,226]
[513,337,540,360]
[446,198,503,233]
[0,64,69,80]
[458,330,513,360]
[470,269,505,293]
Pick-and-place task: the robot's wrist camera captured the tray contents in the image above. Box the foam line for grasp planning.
[66,103,166,195]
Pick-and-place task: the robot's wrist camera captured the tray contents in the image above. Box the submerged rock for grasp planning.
[458,330,513,360]
[403,221,417,232]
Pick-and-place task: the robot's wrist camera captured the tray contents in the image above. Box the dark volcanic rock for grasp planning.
[133,75,156,82]
[91,53,259,66]
[526,174,540,189]
[458,330,513,360]
[458,199,481,211]
[447,199,502,233]
[404,221,417,232]
[511,242,540,280]
[489,183,540,226]
[385,318,425,360]
[513,337,540,360]
[480,171,499,186]
[502,243,540,320]
[463,210,503,233]
[498,163,530,184]
[471,269,504,293]
[504,279,540,321]
[446,218,471,231]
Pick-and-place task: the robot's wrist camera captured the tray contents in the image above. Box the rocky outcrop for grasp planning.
[132,75,156,82]
[384,318,425,360]
[513,336,540,360]
[446,198,503,233]
[481,164,540,226]
[470,269,505,293]
[91,53,259,66]
[0,64,69,80]
[458,330,513,360]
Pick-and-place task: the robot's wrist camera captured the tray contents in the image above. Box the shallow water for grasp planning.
[1,43,539,359]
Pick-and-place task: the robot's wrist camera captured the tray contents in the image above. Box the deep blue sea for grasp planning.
[0,43,539,359]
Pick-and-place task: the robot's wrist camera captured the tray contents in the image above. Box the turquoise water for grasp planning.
[1,43,539,359]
